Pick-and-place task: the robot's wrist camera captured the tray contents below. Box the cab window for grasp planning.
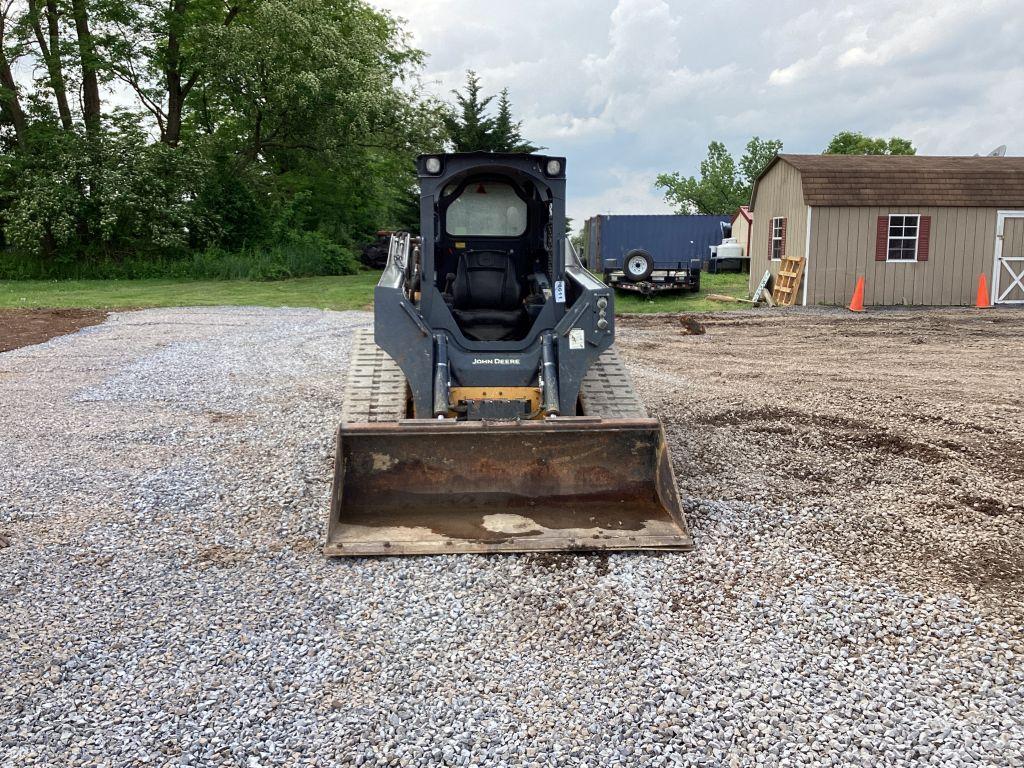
[445,182,527,237]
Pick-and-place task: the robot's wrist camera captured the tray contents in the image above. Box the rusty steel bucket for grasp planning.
[325,418,692,556]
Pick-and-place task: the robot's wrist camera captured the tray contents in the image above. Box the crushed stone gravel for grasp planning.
[1,305,1022,767]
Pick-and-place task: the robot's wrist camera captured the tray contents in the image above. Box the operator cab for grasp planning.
[435,171,554,341]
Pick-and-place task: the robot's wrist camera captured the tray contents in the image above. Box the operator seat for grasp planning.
[450,250,527,341]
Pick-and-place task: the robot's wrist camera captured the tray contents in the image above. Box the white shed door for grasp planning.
[994,212,1024,304]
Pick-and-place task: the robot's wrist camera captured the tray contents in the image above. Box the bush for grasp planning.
[0,232,359,281]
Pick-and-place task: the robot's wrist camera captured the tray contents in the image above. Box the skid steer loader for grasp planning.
[326,152,692,555]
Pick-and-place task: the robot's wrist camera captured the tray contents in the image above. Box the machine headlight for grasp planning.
[424,156,442,174]
[545,159,562,176]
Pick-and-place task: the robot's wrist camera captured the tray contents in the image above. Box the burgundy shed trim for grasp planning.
[875,216,888,261]
[918,215,931,261]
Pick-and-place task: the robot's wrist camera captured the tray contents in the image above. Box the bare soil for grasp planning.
[620,307,1024,595]
[0,308,109,353]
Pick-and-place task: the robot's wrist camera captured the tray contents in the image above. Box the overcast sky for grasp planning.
[375,0,1023,224]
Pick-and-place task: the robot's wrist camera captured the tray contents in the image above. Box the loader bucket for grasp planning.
[326,418,692,556]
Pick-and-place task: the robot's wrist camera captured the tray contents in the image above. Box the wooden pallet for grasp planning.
[771,256,805,307]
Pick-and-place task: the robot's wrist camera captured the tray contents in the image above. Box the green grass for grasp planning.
[0,269,752,314]
[0,272,381,311]
[612,271,751,313]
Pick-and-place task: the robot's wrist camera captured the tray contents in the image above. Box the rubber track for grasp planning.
[578,347,649,418]
[341,328,407,423]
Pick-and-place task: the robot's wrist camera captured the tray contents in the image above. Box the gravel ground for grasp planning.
[1,306,1022,767]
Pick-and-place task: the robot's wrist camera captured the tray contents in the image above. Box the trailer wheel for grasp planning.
[624,250,653,282]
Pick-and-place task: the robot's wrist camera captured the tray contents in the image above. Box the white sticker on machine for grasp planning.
[569,328,585,350]
[554,280,566,303]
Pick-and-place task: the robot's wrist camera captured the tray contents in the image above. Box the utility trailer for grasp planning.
[584,214,731,295]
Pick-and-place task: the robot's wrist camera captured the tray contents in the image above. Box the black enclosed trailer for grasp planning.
[584,214,731,294]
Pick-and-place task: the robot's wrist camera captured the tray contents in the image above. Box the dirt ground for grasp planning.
[619,307,1024,597]
[0,308,109,353]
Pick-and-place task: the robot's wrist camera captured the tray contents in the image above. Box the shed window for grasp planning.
[770,217,785,260]
[887,214,920,261]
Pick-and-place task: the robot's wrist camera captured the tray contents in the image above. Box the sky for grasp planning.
[374,0,1024,224]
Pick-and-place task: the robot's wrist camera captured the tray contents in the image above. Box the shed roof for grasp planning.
[750,154,1024,209]
[732,205,751,223]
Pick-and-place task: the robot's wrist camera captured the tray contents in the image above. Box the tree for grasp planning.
[569,226,584,257]
[0,0,447,271]
[26,0,73,131]
[444,71,538,153]
[656,137,782,215]
[195,0,444,224]
[824,131,916,155]
[444,71,496,152]
[103,0,246,148]
[70,0,102,135]
[739,136,783,187]
[0,1,28,148]
[492,89,537,153]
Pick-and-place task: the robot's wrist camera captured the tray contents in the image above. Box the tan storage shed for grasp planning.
[730,206,752,258]
[747,155,1024,306]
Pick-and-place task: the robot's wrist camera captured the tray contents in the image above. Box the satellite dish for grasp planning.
[988,145,1007,157]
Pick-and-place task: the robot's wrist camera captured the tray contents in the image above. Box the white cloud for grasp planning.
[768,59,813,86]
[376,0,1024,220]
[835,4,978,69]
[528,113,614,141]
[569,168,674,223]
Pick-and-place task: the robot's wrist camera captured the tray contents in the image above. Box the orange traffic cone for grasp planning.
[848,276,865,312]
[976,274,991,308]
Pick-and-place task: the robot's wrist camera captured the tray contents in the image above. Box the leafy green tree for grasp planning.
[25,0,74,131]
[101,0,247,148]
[196,0,445,237]
[824,131,916,155]
[656,137,782,215]
[3,125,213,260]
[0,0,446,274]
[739,136,783,187]
[70,0,102,136]
[0,2,31,149]
[569,226,584,257]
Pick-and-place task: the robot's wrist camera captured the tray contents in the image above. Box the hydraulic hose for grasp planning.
[432,333,450,418]
[540,332,560,416]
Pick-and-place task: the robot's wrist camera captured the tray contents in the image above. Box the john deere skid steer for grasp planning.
[326,153,692,555]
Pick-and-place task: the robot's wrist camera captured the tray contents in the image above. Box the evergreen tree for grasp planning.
[443,71,497,152]
[493,89,538,153]
[444,73,538,153]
